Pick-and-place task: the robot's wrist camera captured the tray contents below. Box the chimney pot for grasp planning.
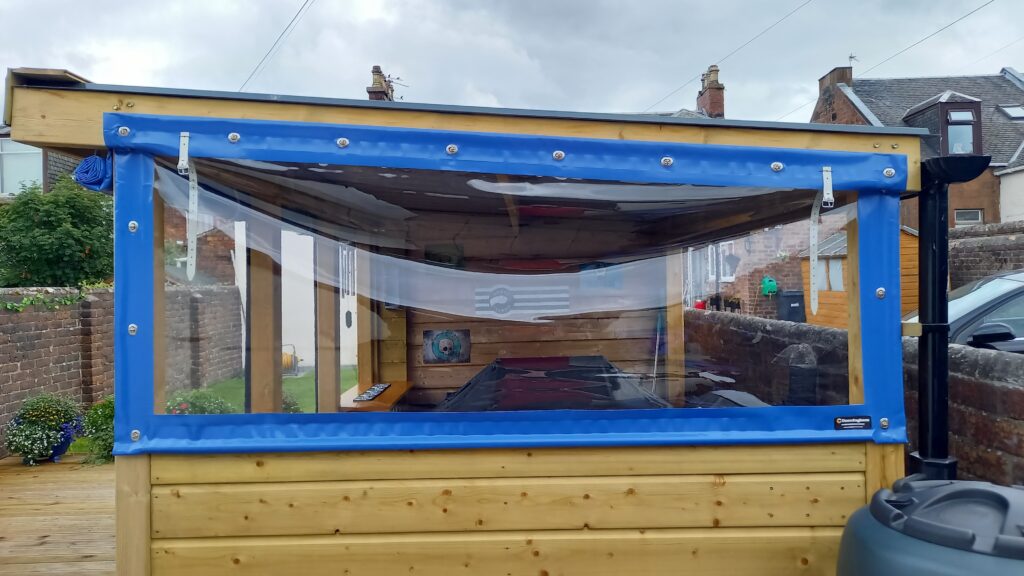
[696,64,725,118]
[367,65,395,101]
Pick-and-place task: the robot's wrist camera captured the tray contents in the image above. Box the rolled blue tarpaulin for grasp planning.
[73,154,113,192]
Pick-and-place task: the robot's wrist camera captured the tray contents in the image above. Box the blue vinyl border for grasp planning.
[109,113,908,455]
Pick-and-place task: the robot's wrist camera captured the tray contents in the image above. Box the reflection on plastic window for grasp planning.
[151,158,854,415]
[814,260,829,292]
[828,259,845,292]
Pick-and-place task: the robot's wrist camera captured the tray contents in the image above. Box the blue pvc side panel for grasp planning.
[113,153,155,449]
[858,192,909,442]
[108,113,909,455]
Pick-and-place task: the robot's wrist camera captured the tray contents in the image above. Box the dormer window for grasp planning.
[946,109,976,154]
[1001,105,1024,119]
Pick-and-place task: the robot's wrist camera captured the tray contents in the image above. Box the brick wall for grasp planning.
[0,285,242,456]
[43,150,80,192]
[164,205,236,285]
[686,309,1024,484]
[948,220,1024,288]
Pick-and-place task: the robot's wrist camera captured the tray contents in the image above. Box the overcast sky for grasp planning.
[1,0,1021,123]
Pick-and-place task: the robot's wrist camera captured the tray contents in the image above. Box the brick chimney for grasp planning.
[696,65,725,118]
[810,66,853,123]
[366,65,395,101]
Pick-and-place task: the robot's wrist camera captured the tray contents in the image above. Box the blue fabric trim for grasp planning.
[108,113,910,455]
[103,113,909,191]
[72,154,113,192]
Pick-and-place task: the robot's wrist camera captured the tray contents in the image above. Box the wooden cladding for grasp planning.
[152,473,863,538]
[152,527,844,576]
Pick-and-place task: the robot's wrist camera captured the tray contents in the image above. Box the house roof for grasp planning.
[842,68,1024,165]
[798,226,918,258]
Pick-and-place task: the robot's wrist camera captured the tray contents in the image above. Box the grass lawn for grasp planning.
[204,365,358,413]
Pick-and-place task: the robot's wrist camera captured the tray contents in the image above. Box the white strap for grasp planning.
[186,160,198,281]
[177,132,190,176]
[809,188,823,315]
[821,165,834,209]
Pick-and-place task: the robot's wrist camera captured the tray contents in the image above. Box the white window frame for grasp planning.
[707,241,737,283]
[954,209,983,228]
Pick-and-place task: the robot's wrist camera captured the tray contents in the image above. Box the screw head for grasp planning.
[880,417,890,430]
[127,323,138,336]
[126,101,135,108]
[883,168,896,178]
[873,143,880,148]
[770,161,784,172]
[116,126,131,137]
[112,104,121,111]
[661,156,674,167]
[891,143,900,149]
[445,144,459,155]
[227,132,241,143]
[875,287,886,299]
[336,137,350,148]
[130,429,141,441]
[552,150,566,161]
[128,221,139,233]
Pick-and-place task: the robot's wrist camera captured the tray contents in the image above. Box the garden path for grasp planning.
[0,455,114,575]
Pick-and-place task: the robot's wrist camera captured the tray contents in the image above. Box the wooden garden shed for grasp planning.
[801,226,920,328]
[4,68,924,576]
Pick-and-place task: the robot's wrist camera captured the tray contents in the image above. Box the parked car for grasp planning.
[904,270,1024,353]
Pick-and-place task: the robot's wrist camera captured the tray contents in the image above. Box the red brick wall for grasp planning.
[948,220,1024,289]
[164,205,236,285]
[0,285,242,455]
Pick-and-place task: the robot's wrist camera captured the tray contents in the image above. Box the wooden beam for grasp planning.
[153,195,166,414]
[150,443,867,485]
[151,526,844,576]
[663,251,686,405]
[115,455,150,576]
[245,232,282,413]
[314,239,340,413]
[865,443,905,500]
[846,215,863,404]
[7,86,922,190]
[150,472,864,538]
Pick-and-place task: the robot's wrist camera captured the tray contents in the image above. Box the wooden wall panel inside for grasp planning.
[406,309,661,400]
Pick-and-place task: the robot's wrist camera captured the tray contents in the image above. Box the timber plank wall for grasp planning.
[137,442,898,576]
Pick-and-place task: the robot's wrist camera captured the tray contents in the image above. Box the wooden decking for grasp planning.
[0,455,115,575]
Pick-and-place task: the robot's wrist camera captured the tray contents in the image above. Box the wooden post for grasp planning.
[846,214,863,404]
[116,455,151,576]
[664,251,686,405]
[356,249,375,391]
[153,196,166,414]
[246,232,283,413]
[315,240,340,412]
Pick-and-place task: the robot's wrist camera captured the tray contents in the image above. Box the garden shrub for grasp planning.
[282,391,302,413]
[3,393,83,465]
[0,176,113,287]
[83,395,115,464]
[166,389,238,414]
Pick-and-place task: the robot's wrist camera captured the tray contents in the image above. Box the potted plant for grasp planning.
[3,393,84,465]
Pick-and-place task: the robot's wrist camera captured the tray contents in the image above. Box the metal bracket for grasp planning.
[821,166,834,209]
[177,132,190,176]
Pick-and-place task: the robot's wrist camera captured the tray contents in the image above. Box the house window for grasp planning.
[954,209,984,227]
[946,110,976,154]
[707,241,737,282]
[828,259,845,291]
[1000,105,1024,119]
[0,138,43,197]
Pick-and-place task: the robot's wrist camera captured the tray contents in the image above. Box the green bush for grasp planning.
[3,393,83,465]
[282,391,302,414]
[166,389,238,415]
[0,176,113,287]
[83,396,115,464]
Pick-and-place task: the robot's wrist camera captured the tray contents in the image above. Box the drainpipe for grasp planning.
[909,154,989,480]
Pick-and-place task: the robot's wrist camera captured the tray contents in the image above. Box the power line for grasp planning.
[239,0,318,92]
[641,0,815,112]
[774,0,997,121]
[956,33,1024,72]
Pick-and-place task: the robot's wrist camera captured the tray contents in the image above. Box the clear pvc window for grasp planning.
[153,158,858,414]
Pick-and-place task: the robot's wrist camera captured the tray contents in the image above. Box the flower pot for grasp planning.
[50,432,75,463]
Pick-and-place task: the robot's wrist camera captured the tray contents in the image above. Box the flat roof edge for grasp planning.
[12,78,928,138]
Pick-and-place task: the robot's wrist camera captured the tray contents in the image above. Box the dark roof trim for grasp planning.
[7,72,928,138]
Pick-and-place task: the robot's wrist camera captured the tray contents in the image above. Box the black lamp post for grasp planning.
[909,154,990,480]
